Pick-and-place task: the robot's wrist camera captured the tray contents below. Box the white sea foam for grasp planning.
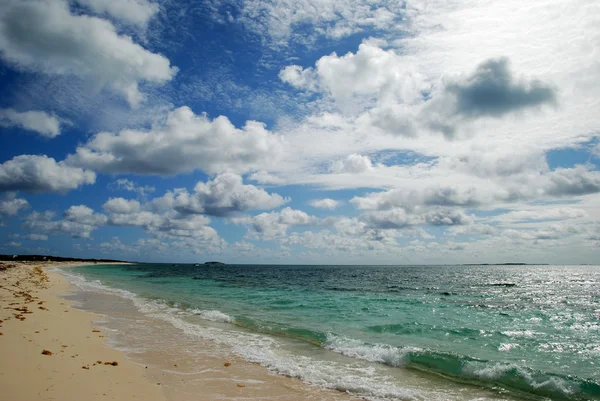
[189,309,233,323]
[497,343,520,352]
[324,334,417,367]
[462,362,576,397]
[501,330,536,338]
[54,267,435,401]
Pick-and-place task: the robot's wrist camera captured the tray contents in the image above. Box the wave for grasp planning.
[54,268,427,400]
[325,334,600,400]
[189,309,233,323]
[55,267,600,400]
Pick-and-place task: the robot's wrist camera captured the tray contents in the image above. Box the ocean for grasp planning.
[56,263,600,400]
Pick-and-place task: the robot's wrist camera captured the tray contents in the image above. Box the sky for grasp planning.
[0,0,599,265]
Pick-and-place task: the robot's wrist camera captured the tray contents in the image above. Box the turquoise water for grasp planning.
[66,264,600,400]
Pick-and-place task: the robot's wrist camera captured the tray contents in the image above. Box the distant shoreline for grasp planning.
[2,255,586,267]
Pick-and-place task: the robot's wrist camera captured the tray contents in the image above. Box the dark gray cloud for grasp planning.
[446,57,556,118]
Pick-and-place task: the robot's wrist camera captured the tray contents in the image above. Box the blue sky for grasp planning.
[0,0,599,264]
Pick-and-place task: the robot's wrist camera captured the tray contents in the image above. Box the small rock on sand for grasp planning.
[42,349,53,355]
[224,362,231,367]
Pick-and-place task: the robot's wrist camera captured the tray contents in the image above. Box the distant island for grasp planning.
[203,261,225,266]
[462,263,549,266]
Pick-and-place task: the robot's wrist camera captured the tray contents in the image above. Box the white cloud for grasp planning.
[281,43,428,111]
[269,0,600,194]
[103,197,142,215]
[488,207,588,226]
[308,198,342,210]
[330,154,374,174]
[102,197,223,245]
[110,178,155,197]
[63,205,107,226]
[232,207,316,239]
[360,208,414,229]
[0,193,29,215]
[67,106,283,175]
[0,108,61,137]
[447,224,497,237]
[23,206,107,238]
[164,173,289,217]
[74,0,159,27]
[0,155,95,194]
[425,209,474,226]
[247,170,286,185]
[359,208,473,229]
[0,0,176,106]
[238,0,403,45]
[279,65,319,91]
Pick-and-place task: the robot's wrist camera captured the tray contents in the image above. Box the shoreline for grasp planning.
[1,262,355,401]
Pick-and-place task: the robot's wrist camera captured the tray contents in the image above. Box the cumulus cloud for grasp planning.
[102,197,222,245]
[351,165,600,212]
[165,173,289,217]
[541,166,600,197]
[0,193,29,215]
[279,65,319,91]
[23,206,107,238]
[67,107,283,175]
[351,186,487,211]
[0,108,61,137]
[103,197,142,215]
[0,0,176,106]
[281,43,428,109]
[308,198,342,210]
[232,207,316,239]
[330,154,374,173]
[63,205,107,226]
[74,0,159,27]
[425,209,474,226]
[359,208,472,230]
[360,208,414,229]
[0,155,95,193]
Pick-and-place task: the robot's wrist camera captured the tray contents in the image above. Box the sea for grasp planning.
[55,263,600,400]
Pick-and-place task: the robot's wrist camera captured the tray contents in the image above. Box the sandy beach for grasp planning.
[0,262,354,401]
